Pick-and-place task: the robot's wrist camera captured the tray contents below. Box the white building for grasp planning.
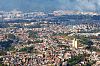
[72,38,78,49]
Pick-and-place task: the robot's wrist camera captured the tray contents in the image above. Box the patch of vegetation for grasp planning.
[27,30,39,38]
[19,46,34,53]
[0,64,2,66]
[67,54,84,66]
[88,46,100,52]
[0,51,6,56]
[79,36,93,47]
[7,34,16,40]
[7,46,15,51]
[0,39,13,50]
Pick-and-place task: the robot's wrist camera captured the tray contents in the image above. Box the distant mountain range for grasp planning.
[0,0,100,12]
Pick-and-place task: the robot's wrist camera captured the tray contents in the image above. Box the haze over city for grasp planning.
[0,0,100,12]
[0,0,100,66]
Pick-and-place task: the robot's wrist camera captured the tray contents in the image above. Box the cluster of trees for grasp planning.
[6,34,19,43]
[67,54,84,66]
[0,39,13,50]
[0,51,6,56]
[89,46,100,52]
[67,54,95,66]
[7,34,16,40]
[0,64,3,66]
[27,30,39,38]
[79,36,93,48]
[73,35,94,48]
[19,46,34,53]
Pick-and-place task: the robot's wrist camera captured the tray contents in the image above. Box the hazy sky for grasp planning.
[0,0,100,12]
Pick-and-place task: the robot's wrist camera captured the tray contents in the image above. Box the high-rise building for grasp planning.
[72,38,78,49]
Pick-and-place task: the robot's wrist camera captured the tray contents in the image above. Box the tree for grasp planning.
[80,37,93,47]
[0,64,2,66]
[19,46,34,53]
[7,34,16,40]
[0,39,13,50]
[27,30,38,38]
[8,46,15,51]
[0,51,6,56]
[67,54,84,66]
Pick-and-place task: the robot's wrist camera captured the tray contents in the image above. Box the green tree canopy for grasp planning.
[79,37,93,47]
[7,34,16,40]
[27,30,38,38]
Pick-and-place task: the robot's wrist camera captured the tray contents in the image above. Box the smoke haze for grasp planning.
[0,0,100,12]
